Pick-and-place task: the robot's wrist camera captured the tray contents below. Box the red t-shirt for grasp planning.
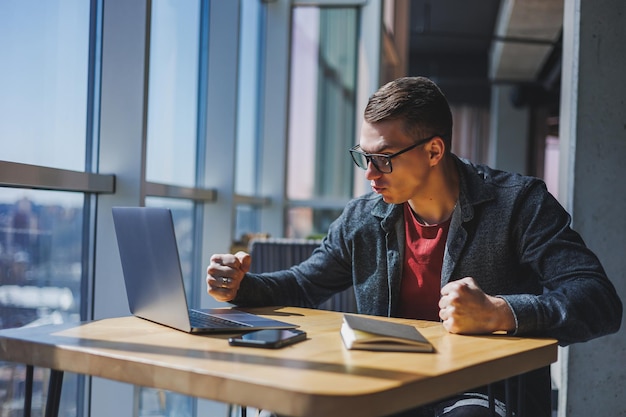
[399,203,451,321]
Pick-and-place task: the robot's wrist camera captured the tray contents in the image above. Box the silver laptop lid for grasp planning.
[112,206,194,332]
[112,206,298,333]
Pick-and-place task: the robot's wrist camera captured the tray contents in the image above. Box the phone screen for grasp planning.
[228,329,307,349]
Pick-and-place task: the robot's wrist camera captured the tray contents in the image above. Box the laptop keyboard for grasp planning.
[188,309,251,329]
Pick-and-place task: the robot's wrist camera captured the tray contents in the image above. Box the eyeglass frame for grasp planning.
[349,135,438,173]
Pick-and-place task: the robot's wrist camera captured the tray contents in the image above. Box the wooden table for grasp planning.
[0,307,557,417]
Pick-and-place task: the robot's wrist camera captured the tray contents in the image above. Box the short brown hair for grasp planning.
[364,77,453,151]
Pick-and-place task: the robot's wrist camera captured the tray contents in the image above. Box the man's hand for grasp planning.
[206,251,251,302]
[439,277,516,334]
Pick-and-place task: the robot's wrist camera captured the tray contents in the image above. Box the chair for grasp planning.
[248,237,356,313]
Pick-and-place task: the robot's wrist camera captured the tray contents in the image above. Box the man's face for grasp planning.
[358,119,435,204]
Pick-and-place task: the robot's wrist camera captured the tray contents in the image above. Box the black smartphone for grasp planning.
[228,329,307,349]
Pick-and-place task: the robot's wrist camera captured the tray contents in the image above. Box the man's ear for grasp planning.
[427,136,446,166]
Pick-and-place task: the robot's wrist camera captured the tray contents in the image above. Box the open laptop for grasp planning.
[112,206,298,333]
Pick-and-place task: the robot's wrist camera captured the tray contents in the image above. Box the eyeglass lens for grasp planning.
[350,150,392,173]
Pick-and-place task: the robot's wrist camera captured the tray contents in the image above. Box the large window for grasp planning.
[287,6,359,238]
[232,4,360,243]
[0,1,94,416]
[146,0,201,299]
[234,0,264,242]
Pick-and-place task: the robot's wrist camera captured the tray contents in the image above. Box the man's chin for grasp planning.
[374,188,404,204]
[379,194,401,204]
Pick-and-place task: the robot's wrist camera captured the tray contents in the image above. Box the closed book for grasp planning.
[340,314,434,353]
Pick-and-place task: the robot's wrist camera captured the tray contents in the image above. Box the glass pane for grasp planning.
[232,205,263,251]
[0,0,90,171]
[0,189,83,324]
[0,188,85,417]
[235,0,263,195]
[287,7,358,202]
[287,207,343,239]
[137,387,193,417]
[234,2,264,245]
[146,1,201,187]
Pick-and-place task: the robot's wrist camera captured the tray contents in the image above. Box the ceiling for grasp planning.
[408,0,564,108]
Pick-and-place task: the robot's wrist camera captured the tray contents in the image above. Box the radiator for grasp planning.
[248,238,356,313]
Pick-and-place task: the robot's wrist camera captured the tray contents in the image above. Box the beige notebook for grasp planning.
[340,314,434,353]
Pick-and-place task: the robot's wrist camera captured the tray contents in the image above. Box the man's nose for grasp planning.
[364,161,382,180]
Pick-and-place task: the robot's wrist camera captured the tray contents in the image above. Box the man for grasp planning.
[206,76,622,417]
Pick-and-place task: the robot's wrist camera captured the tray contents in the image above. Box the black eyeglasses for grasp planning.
[349,135,437,173]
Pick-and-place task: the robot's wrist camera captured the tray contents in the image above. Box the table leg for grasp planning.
[487,384,495,417]
[24,365,34,417]
[516,375,525,417]
[488,377,528,417]
[44,369,64,417]
[505,379,512,417]
[504,376,527,417]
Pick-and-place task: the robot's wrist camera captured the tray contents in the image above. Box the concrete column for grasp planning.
[488,84,530,174]
[558,0,626,416]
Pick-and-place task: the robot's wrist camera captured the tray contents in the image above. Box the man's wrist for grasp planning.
[493,296,517,332]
